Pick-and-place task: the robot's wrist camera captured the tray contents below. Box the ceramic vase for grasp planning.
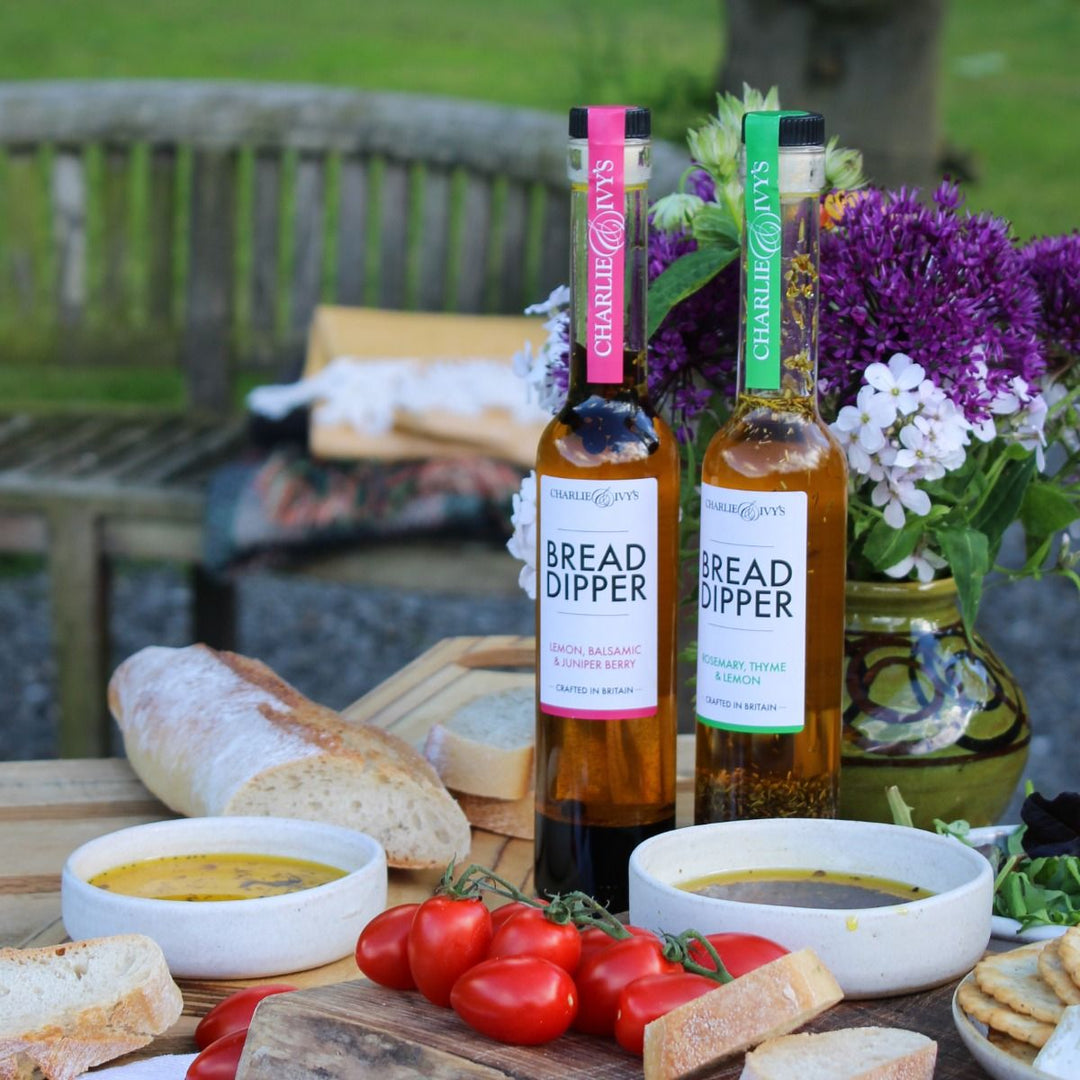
[839,578,1030,829]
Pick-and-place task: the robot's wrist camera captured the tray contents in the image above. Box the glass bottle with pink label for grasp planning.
[534,105,680,912]
[695,111,847,823]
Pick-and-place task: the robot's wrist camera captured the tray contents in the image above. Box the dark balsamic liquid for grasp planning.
[534,807,676,913]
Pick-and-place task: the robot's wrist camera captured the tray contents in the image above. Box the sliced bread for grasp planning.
[739,1026,937,1080]
[642,948,843,1080]
[422,685,534,800]
[108,644,472,869]
[453,787,534,839]
[0,934,183,1080]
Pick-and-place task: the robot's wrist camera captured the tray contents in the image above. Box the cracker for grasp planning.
[958,976,1056,1048]
[1059,925,1080,987]
[975,941,1065,1024]
[987,1028,1040,1065]
[1039,937,1080,1007]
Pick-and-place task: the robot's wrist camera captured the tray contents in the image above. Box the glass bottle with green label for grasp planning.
[534,106,679,912]
[694,111,847,822]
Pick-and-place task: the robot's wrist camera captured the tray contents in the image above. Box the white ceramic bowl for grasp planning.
[62,816,387,978]
[628,818,992,999]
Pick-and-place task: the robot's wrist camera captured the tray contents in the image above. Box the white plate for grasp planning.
[967,827,1069,943]
[952,974,1052,1079]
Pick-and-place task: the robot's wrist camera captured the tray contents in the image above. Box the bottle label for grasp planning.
[743,112,784,391]
[696,484,807,733]
[585,106,626,385]
[538,475,657,719]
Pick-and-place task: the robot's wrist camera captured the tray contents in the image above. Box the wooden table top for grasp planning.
[0,638,998,1077]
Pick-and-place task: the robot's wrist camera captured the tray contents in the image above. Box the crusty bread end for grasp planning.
[453,788,534,839]
[739,1026,937,1080]
[0,934,183,1080]
[642,948,843,1080]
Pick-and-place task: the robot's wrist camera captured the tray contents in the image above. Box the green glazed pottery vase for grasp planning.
[839,578,1030,829]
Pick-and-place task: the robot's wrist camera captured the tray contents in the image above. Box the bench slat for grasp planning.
[102,143,130,322]
[51,148,87,329]
[3,147,41,317]
[456,171,493,313]
[290,150,326,345]
[538,184,569,300]
[147,144,178,326]
[250,147,283,361]
[184,148,237,413]
[498,179,529,315]
[417,164,451,313]
[335,152,368,306]
[378,158,409,310]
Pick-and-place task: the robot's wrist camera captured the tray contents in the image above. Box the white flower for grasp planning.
[524,284,569,318]
[650,192,705,233]
[885,543,949,583]
[832,385,893,454]
[1013,393,1049,470]
[871,476,932,529]
[864,353,925,420]
[831,423,874,476]
[505,472,538,599]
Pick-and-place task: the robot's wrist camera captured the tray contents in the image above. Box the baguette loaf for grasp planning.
[422,685,534,799]
[0,934,183,1080]
[108,644,471,869]
[739,1027,937,1080]
[642,948,843,1080]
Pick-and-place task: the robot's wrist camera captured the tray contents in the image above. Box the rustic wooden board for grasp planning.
[235,975,986,1080]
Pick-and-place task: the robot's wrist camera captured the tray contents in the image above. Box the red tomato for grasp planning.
[407,895,493,1007]
[488,907,581,974]
[489,898,546,934]
[614,972,718,1055]
[573,934,680,1036]
[687,932,789,979]
[193,985,297,1050]
[577,924,655,971]
[185,1029,247,1080]
[355,903,420,990]
[451,956,578,1045]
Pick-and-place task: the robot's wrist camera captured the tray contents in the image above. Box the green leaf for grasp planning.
[690,204,740,248]
[861,515,923,570]
[1020,480,1078,539]
[647,245,738,341]
[970,453,1037,559]
[935,526,990,632]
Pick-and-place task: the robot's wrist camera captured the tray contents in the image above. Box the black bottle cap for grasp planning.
[569,106,651,140]
[741,111,825,147]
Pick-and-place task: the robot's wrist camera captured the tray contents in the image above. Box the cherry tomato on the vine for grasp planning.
[407,895,493,1007]
[355,903,420,990]
[489,898,547,934]
[488,907,581,974]
[451,956,578,1045]
[577,924,655,971]
[573,934,680,1036]
[614,972,718,1055]
[687,932,789,979]
[193,985,297,1050]
[185,1029,248,1080]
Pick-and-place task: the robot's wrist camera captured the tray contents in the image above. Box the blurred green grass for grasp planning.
[1,0,1076,238]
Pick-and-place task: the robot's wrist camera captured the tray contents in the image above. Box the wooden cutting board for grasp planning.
[235,974,985,1079]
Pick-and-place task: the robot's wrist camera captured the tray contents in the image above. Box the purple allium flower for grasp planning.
[646,169,739,438]
[1021,231,1080,370]
[819,182,1044,423]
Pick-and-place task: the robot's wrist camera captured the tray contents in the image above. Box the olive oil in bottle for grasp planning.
[534,106,679,911]
[695,111,847,822]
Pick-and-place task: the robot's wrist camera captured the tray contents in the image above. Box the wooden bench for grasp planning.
[0,80,687,757]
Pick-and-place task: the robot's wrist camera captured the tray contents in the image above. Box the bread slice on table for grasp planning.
[0,934,183,1080]
[423,685,534,800]
[642,948,843,1080]
[739,1026,937,1080]
[454,787,534,840]
[108,644,471,869]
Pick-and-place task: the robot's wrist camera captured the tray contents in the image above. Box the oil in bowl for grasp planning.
[679,867,934,909]
[88,852,347,901]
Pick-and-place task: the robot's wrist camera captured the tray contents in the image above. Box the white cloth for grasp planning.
[78,1053,197,1079]
[247,356,549,433]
